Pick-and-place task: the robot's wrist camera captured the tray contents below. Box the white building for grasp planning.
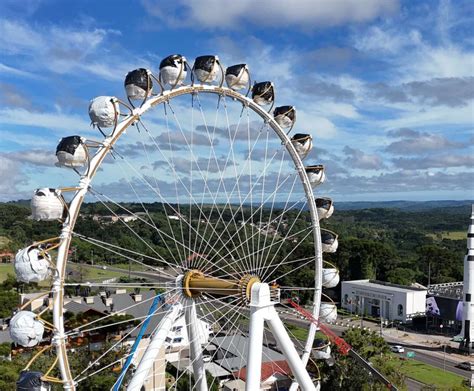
[341,280,427,323]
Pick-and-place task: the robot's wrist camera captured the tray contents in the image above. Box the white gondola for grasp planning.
[55,136,88,168]
[225,64,249,90]
[305,165,326,188]
[273,106,296,129]
[88,96,120,128]
[321,229,338,253]
[312,339,332,360]
[159,54,188,87]
[124,68,153,100]
[30,188,64,221]
[252,81,274,106]
[9,311,44,347]
[319,303,337,324]
[322,268,340,288]
[193,55,221,83]
[16,371,51,391]
[14,245,51,283]
[315,197,334,220]
[290,133,312,160]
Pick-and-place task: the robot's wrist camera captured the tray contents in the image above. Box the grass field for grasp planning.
[427,231,467,240]
[0,264,14,282]
[0,263,128,285]
[386,356,468,389]
[109,262,148,271]
[67,264,129,282]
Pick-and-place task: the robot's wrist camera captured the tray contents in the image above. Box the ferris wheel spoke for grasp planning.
[195,300,250,386]
[189,98,251,275]
[164,99,242,259]
[85,190,184,276]
[73,229,179,281]
[255,129,283,275]
[206,193,306,279]
[211,225,312,281]
[265,256,315,285]
[87,186,185,271]
[183,102,256,276]
[257,157,301,272]
[116,138,186,267]
[74,304,157,381]
[219,99,256,276]
[96,158,246,281]
[258,197,310,279]
[165,296,242,390]
[200,169,294,276]
[191,95,261,277]
[182,106,274,273]
[117,139,246,279]
[65,289,178,336]
[260,228,314,282]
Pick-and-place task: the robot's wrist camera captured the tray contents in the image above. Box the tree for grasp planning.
[319,329,405,390]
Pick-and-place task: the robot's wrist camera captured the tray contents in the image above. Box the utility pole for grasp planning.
[443,344,446,371]
[428,262,431,286]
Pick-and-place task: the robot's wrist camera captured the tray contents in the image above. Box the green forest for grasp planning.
[0,201,469,292]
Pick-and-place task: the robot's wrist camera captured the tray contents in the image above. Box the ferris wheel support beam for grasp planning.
[246,283,317,391]
[185,298,208,391]
[127,303,182,391]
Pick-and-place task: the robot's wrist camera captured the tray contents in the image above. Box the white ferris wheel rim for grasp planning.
[50,83,324,390]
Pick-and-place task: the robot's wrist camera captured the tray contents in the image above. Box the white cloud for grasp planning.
[380,101,474,130]
[0,62,37,78]
[5,149,56,167]
[0,108,91,133]
[385,129,464,155]
[352,3,473,82]
[296,111,338,139]
[141,0,399,29]
[0,155,28,200]
[0,19,140,81]
[343,146,385,170]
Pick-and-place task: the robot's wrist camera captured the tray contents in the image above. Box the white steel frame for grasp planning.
[51,84,324,390]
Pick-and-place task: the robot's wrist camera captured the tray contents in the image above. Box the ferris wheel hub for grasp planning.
[181,270,260,303]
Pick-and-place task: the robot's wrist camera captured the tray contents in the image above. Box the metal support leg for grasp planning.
[246,304,265,390]
[185,299,208,391]
[267,306,317,390]
[247,283,316,391]
[127,304,182,391]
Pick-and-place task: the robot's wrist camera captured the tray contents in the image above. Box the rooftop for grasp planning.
[234,360,291,382]
[343,279,427,293]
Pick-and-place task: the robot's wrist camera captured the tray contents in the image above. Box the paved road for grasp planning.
[75,263,175,283]
[405,378,424,391]
[388,343,470,378]
[277,311,472,385]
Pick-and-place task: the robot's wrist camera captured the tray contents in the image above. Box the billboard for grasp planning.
[426,296,463,321]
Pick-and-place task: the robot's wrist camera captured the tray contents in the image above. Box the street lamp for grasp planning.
[380,318,389,336]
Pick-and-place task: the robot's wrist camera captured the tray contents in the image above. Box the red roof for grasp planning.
[234,360,292,382]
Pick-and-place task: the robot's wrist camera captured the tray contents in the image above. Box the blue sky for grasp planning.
[0,0,473,202]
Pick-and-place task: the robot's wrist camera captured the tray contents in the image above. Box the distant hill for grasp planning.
[335,200,473,212]
[4,199,473,213]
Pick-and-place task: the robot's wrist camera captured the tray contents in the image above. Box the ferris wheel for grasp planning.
[11,54,340,391]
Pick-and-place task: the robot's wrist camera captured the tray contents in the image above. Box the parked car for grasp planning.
[456,361,474,371]
[390,345,405,353]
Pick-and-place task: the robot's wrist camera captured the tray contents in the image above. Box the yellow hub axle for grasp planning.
[182,270,260,303]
